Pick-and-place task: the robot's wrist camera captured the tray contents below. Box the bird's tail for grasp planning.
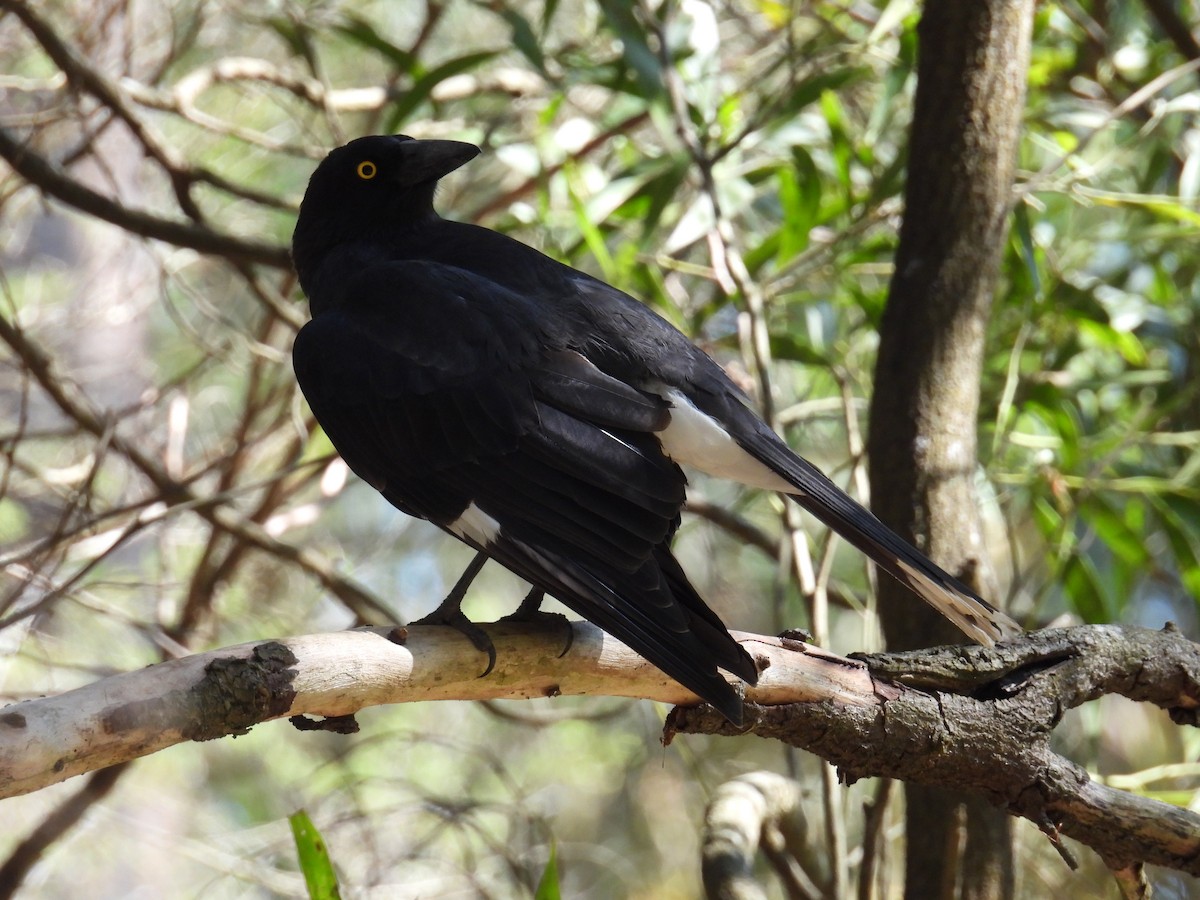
[744,428,1021,645]
[791,478,1021,645]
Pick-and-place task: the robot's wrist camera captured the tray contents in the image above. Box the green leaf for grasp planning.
[540,0,561,33]
[1061,551,1112,625]
[775,148,822,263]
[493,7,547,75]
[265,15,312,61]
[1013,203,1042,299]
[781,68,866,118]
[596,0,663,99]
[384,51,499,132]
[534,840,561,900]
[1080,498,1149,569]
[821,90,853,197]
[632,159,688,237]
[1152,495,1200,598]
[567,180,617,281]
[290,810,341,900]
[1031,495,1064,541]
[334,15,413,70]
[1075,318,1147,366]
[770,332,830,367]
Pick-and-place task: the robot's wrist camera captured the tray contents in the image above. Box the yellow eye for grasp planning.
[356,160,377,180]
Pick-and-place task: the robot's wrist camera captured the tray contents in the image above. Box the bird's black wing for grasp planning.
[293,259,756,721]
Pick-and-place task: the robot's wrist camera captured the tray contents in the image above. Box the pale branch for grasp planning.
[702,771,820,900]
[0,624,862,799]
[668,624,1200,878]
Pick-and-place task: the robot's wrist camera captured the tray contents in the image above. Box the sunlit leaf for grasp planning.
[1072,187,1200,227]
[1080,498,1150,568]
[1076,318,1147,366]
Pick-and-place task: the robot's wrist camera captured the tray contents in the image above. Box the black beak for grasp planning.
[395,138,481,186]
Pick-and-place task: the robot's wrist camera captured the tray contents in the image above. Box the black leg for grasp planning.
[500,588,575,659]
[410,550,496,675]
[510,588,545,619]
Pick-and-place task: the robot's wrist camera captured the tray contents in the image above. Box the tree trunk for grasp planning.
[866,1,1035,898]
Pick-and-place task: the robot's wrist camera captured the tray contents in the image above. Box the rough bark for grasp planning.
[671,624,1200,879]
[866,1,1036,897]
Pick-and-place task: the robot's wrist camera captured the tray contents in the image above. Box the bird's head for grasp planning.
[292,134,480,287]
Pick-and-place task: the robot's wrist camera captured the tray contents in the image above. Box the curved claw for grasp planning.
[410,608,497,678]
[500,589,575,659]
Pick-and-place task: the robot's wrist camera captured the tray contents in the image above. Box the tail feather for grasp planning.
[746,425,1022,645]
[792,475,1021,645]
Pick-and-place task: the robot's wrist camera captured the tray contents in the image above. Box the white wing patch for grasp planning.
[448,502,502,546]
[649,386,794,493]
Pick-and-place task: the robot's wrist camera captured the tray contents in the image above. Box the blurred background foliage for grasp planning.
[0,0,1197,896]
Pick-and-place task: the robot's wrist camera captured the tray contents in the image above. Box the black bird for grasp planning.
[291,134,1022,724]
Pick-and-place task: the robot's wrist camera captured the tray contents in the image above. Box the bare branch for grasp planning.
[0,127,291,267]
[0,310,388,622]
[5,0,204,219]
[2,623,1198,880]
[702,771,820,900]
[0,624,862,799]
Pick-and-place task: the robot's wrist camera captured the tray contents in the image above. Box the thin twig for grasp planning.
[0,127,291,267]
[0,311,391,623]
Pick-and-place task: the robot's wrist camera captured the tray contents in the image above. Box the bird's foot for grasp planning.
[499,590,575,659]
[410,606,497,677]
[407,550,497,675]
